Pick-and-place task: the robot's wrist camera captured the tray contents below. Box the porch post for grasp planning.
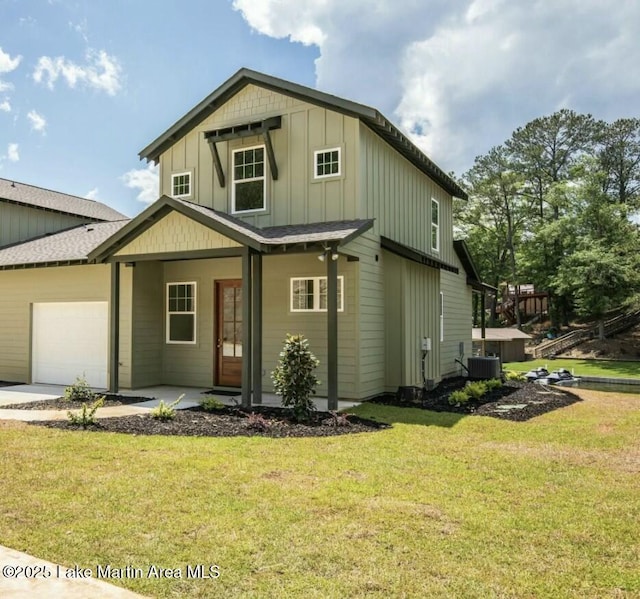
[327,247,339,411]
[241,248,252,408]
[109,261,120,393]
[251,252,263,405]
[481,291,486,356]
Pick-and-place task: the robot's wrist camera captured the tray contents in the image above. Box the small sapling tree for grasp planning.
[271,334,320,422]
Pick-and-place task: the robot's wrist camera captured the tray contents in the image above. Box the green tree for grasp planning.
[271,334,320,422]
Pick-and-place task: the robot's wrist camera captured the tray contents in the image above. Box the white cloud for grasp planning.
[0,99,10,112]
[33,49,122,96]
[0,47,22,93]
[233,0,640,175]
[85,188,100,201]
[27,110,47,133]
[121,163,159,204]
[0,47,22,73]
[7,143,19,162]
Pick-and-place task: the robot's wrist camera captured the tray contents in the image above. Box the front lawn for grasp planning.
[0,389,638,598]
[504,357,640,379]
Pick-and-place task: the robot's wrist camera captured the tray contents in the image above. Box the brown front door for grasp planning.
[215,280,243,387]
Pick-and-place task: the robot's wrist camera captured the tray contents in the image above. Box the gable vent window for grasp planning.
[232,146,266,213]
[172,172,191,198]
[314,148,341,179]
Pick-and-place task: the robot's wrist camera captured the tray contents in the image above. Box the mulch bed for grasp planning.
[29,405,390,438]
[2,394,149,410]
[367,377,581,421]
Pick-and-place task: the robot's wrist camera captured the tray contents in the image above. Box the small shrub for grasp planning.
[465,381,488,400]
[326,410,352,427]
[448,389,470,406]
[485,378,503,391]
[505,370,526,382]
[150,394,183,421]
[201,396,226,412]
[64,374,96,402]
[67,396,104,428]
[271,334,320,423]
[245,411,271,432]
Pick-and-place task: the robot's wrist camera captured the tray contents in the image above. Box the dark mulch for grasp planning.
[2,394,149,411]
[29,405,390,438]
[367,377,581,421]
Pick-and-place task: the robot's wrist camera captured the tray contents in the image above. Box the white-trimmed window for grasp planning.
[232,145,266,213]
[431,198,440,252]
[171,172,191,198]
[439,291,444,342]
[291,277,344,312]
[314,148,341,179]
[167,282,196,344]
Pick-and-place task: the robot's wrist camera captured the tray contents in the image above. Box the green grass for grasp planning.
[504,358,640,378]
[1,394,639,598]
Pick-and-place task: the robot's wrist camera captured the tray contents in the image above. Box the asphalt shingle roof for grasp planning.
[0,177,127,222]
[175,198,373,247]
[0,221,130,268]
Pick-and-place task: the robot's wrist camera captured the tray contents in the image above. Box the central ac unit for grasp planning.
[467,356,501,380]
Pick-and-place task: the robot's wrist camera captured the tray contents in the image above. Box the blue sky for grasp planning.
[1,0,639,217]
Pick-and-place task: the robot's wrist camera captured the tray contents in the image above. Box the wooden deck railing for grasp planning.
[532,310,640,359]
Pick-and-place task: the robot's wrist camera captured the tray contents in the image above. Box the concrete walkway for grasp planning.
[0,384,359,421]
[0,545,146,598]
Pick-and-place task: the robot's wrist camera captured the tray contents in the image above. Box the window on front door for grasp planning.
[232,146,266,213]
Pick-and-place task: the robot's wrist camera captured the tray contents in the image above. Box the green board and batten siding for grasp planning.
[0,202,89,248]
[159,84,360,229]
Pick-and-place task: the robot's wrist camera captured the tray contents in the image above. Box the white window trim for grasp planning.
[171,171,192,199]
[166,282,197,345]
[231,144,267,214]
[290,276,345,312]
[431,197,440,252]
[440,291,444,343]
[313,147,342,180]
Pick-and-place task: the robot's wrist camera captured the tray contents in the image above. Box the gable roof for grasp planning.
[0,221,130,270]
[0,177,127,222]
[453,239,496,293]
[89,195,374,262]
[139,68,468,201]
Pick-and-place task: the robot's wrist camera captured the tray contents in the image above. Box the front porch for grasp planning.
[87,195,373,411]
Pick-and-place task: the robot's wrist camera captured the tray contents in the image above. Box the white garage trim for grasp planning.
[32,301,108,388]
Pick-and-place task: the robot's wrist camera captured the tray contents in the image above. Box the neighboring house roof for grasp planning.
[472,328,532,341]
[138,68,468,201]
[0,221,130,269]
[0,177,127,222]
[89,195,374,262]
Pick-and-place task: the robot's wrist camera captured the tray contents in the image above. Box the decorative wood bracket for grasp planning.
[204,116,282,187]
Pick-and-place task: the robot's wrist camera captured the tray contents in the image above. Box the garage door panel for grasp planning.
[32,302,108,388]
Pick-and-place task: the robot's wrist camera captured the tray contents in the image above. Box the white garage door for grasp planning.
[32,302,108,388]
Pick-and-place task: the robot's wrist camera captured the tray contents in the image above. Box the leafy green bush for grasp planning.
[150,395,183,421]
[505,370,526,382]
[448,390,470,406]
[485,378,503,391]
[64,374,96,402]
[465,381,488,400]
[245,412,271,432]
[271,334,320,422]
[201,396,226,412]
[67,396,104,428]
